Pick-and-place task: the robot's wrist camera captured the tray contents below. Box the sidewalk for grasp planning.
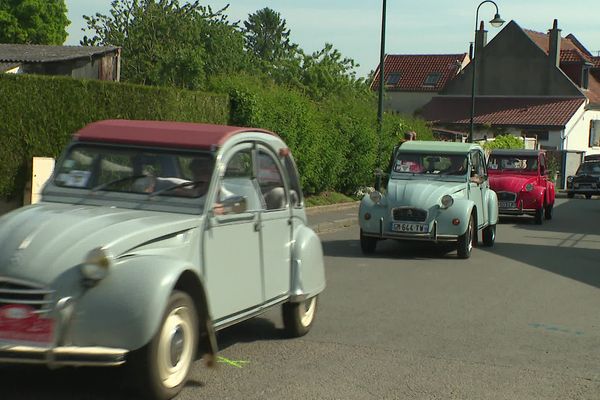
[306,201,359,233]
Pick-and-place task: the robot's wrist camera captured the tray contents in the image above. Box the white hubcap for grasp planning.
[157,306,194,389]
[299,297,317,327]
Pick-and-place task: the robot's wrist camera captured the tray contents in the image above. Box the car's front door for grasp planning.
[203,144,263,321]
[256,146,292,302]
[469,150,487,228]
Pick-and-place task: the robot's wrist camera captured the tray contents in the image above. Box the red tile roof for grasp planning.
[371,54,468,92]
[524,29,593,63]
[421,97,585,128]
[75,120,276,150]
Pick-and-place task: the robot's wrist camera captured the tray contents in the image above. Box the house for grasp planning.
[420,19,600,187]
[0,44,121,81]
[370,53,470,116]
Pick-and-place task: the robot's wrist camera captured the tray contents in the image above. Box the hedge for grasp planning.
[0,74,229,198]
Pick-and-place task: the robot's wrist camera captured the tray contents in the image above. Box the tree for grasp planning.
[243,7,296,64]
[82,0,246,89]
[0,0,69,45]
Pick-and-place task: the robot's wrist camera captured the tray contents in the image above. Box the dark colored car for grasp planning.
[567,158,600,199]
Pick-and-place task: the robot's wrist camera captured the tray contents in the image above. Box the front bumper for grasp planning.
[0,343,127,367]
[362,220,459,242]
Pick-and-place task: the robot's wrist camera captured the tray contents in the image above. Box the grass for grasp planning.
[305,191,357,207]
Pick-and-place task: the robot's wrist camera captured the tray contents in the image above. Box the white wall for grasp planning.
[385,92,436,116]
[563,103,600,155]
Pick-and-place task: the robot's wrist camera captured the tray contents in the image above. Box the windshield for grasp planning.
[392,153,468,176]
[488,155,538,173]
[577,161,600,175]
[53,144,214,198]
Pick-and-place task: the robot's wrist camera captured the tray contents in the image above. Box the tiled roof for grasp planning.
[371,54,467,92]
[593,57,600,68]
[421,96,585,128]
[0,44,119,63]
[0,62,20,72]
[524,29,592,63]
[585,75,600,105]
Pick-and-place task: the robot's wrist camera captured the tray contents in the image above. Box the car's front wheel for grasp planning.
[585,194,593,199]
[567,192,574,198]
[482,224,496,247]
[129,290,198,400]
[544,203,553,220]
[282,296,318,337]
[534,207,544,224]
[360,230,377,254]
[457,215,474,259]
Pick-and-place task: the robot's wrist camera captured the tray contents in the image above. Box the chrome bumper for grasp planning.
[0,344,128,367]
[364,220,458,242]
[498,207,536,216]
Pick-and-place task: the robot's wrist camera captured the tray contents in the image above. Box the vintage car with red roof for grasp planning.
[487,149,555,224]
[0,120,325,400]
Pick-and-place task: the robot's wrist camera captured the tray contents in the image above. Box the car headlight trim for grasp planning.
[440,194,454,209]
[525,183,534,192]
[369,191,382,204]
[81,247,113,281]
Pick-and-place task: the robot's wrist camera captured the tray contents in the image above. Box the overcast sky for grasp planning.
[65,0,600,78]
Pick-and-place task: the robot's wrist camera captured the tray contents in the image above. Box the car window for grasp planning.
[257,150,287,211]
[221,149,262,212]
[487,155,538,172]
[392,153,467,176]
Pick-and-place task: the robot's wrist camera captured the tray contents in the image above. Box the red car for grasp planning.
[487,149,555,224]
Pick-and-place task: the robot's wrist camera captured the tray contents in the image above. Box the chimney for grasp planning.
[548,19,561,68]
[474,21,488,57]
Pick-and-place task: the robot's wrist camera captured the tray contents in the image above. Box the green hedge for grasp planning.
[0,74,229,198]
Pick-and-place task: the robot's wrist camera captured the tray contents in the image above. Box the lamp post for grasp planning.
[375,0,387,190]
[468,1,504,143]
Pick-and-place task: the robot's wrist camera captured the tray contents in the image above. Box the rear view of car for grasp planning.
[567,159,600,199]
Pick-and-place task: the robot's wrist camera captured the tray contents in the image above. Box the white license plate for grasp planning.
[392,223,428,233]
[498,201,516,209]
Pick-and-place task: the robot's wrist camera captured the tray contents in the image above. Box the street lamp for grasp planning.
[468,1,504,143]
[375,0,387,190]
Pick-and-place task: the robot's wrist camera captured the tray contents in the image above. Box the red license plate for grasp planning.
[0,304,53,344]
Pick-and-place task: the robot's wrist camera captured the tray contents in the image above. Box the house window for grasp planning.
[423,73,441,86]
[590,120,600,147]
[386,73,401,85]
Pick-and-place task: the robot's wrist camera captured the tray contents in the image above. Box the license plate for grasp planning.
[0,305,53,344]
[392,222,428,233]
[498,201,516,209]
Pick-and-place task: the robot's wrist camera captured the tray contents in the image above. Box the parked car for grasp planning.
[566,157,600,199]
[359,141,498,259]
[487,149,555,224]
[0,120,325,400]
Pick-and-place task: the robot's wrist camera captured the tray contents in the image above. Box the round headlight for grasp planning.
[525,183,534,192]
[369,191,382,204]
[81,247,113,281]
[567,176,574,182]
[440,195,454,209]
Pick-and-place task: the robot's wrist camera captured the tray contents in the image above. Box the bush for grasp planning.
[481,134,524,151]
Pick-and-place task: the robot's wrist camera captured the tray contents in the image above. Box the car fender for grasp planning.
[67,256,210,352]
[435,198,475,236]
[290,225,326,301]
[358,195,389,234]
[546,182,556,205]
[485,187,499,225]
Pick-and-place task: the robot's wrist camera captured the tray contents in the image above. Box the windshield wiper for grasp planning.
[148,180,206,198]
[91,174,149,192]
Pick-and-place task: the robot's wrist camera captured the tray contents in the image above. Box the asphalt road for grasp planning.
[1,197,599,399]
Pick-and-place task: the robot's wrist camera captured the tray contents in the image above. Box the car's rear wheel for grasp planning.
[534,207,543,224]
[457,215,474,259]
[129,290,198,400]
[544,203,553,220]
[585,194,592,199]
[482,224,496,247]
[567,192,574,198]
[360,230,377,254]
[282,296,318,337]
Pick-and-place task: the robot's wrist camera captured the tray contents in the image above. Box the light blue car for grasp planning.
[0,120,325,400]
[359,141,498,259]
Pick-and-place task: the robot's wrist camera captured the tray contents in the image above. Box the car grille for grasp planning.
[0,278,54,314]
[392,208,427,222]
[497,191,517,201]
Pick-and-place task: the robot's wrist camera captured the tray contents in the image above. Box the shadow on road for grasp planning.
[216,316,284,351]
[322,237,459,260]
[480,242,600,289]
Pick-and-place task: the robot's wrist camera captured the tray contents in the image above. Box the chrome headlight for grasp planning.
[567,176,574,183]
[525,183,534,192]
[81,247,113,281]
[369,191,382,204]
[440,195,454,209]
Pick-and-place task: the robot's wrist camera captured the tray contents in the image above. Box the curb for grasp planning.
[311,217,357,234]
[305,201,360,215]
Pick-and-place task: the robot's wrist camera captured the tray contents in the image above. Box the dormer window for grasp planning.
[582,64,592,89]
[423,73,441,86]
[386,73,401,85]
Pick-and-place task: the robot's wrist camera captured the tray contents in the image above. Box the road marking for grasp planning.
[217,356,250,368]
[529,323,584,336]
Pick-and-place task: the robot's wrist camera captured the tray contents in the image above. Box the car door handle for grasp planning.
[254,222,261,232]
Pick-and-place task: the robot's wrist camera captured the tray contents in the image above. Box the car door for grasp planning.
[468,150,487,228]
[256,146,292,302]
[203,144,264,321]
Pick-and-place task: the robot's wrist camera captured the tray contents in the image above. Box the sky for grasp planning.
[65,0,600,78]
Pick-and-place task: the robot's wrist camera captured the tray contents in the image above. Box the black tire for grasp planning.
[360,229,377,254]
[585,194,592,199]
[534,207,543,225]
[457,215,474,259]
[128,291,198,400]
[567,192,574,198]
[282,296,318,338]
[544,203,553,220]
[482,224,496,247]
